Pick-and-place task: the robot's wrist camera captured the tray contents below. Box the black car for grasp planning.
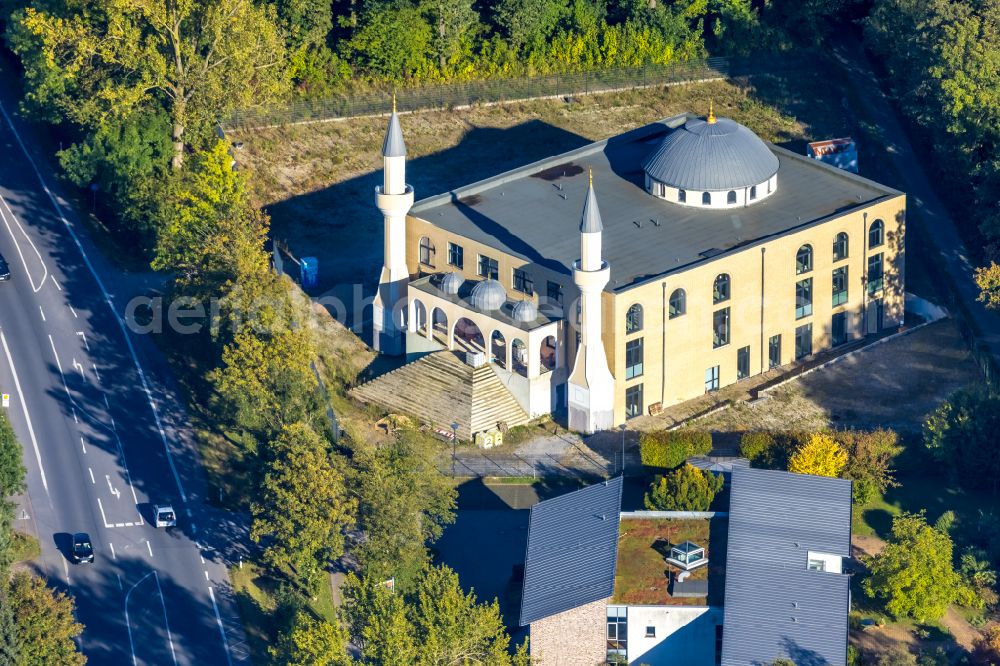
[71,533,94,563]
[0,255,9,281]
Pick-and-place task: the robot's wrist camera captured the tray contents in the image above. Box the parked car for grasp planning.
[71,533,94,563]
[0,254,10,281]
[154,504,176,528]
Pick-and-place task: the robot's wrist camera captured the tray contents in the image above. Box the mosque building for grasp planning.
[364,103,905,435]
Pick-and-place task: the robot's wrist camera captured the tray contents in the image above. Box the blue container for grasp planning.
[300,256,319,289]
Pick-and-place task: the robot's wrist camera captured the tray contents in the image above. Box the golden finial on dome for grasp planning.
[707,100,716,124]
[392,92,397,114]
[588,166,593,188]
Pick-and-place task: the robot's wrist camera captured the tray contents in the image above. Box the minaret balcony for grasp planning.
[375,184,414,216]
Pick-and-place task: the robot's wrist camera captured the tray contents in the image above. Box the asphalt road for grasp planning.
[0,94,251,663]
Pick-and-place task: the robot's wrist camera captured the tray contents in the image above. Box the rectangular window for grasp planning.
[447,242,463,269]
[607,606,628,661]
[832,311,848,346]
[625,338,644,380]
[546,280,563,306]
[769,334,781,369]
[795,278,813,319]
[832,266,848,306]
[737,346,750,380]
[625,385,643,419]
[868,253,884,295]
[808,558,827,572]
[478,254,498,280]
[705,366,720,393]
[713,307,730,348]
[512,267,533,294]
[795,323,813,360]
[645,626,656,638]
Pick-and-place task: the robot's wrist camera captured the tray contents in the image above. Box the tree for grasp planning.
[788,433,847,478]
[644,464,724,511]
[270,609,353,666]
[271,0,335,52]
[9,0,287,169]
[863,512,976,622]
[0,414,25,574]
[352,431,456,587]
[493,0,569,51]
[924,387,1000,494]
[838,429,900,505]
[250,423,355,591]
[639,430,713,469]
[4,572,86,666]
[341,566,529,665]
[739,431,774,466]
[346,1,434,79]
[972,624,1000,666]
[421,0,479,71]
[976,263,1000,310]
[876,648,918,666]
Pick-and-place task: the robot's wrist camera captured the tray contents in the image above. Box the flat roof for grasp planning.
[411,114,901,292]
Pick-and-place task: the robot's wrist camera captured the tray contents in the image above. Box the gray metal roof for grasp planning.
[409,114,901,292]
[642,116,779,191]
[382,111,406,157]
[519,476,623,626]
[722,468,853,666]
[580,181,603,233]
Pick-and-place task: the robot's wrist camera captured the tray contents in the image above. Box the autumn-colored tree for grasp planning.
[838,429,900,505]
[976,263,1000,310]
[250,423,355,591]
[972,624,1000,666]
[644,464,724,511]
[788,433,847,478]
[270,609,354,666]
[3,572,86,666]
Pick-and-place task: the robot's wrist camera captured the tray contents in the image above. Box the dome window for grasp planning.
[702,192,711,206]
[750,185,757,200]
[678,189,686,203]
[727,190,737,205]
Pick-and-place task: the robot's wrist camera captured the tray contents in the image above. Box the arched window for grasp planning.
[713,274,730,304]
[419,236,435,265]
[833,232,849,261]
[749,185,757,200]
[796,245,813,274]
[678,189,686,203]
[869,219,885,248]
[626,304,643,334]
[727,190,737,205]
[669,289,686,319]
[702,192,711,206]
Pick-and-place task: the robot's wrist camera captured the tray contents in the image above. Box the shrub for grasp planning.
[644,464,724,511]
[838,429,900,506]
[639,430,712,469]
[924,387,1000,494]
[972,624,1000,666]
[788,433,848,478]
[739,431,774,465]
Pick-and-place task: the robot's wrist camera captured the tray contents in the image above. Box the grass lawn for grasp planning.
[614,518,718,606]
[10,530,41,564]
[230,561,338,665]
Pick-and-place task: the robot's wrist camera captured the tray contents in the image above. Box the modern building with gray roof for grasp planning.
[722,467,853,666]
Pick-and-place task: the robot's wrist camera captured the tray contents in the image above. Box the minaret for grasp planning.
[568,170,615,433]
[372,96,414,355]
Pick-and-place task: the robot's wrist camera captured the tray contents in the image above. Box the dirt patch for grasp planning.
[941,607,980,651]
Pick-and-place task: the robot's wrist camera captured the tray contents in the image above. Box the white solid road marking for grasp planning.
[0,193,47,293]
[125,571,155,666]
[0,101,189,506]
[146,541,153,558]
[38,306,45,321]
[97,497,110,528]
[109,542,116,560]
[208,587,234,666]
[88,467,95,484]
[154,572,178,666]
[0,331,48,493]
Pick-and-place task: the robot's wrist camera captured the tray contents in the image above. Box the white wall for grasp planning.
[626,606,722,666]
[806,551,843,574]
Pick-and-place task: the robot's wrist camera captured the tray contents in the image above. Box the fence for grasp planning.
[226,54,805,131]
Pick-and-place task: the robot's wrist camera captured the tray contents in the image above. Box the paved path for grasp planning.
[832,38,1000,365]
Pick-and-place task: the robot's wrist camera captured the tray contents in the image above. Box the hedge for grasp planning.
[639,430,712,469]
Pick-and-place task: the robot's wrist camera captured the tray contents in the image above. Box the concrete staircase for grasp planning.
[349,351,529,440]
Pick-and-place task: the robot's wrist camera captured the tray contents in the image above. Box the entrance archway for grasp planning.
[540,335,557,372]
[491,331,507,368]
[453,317,485,352]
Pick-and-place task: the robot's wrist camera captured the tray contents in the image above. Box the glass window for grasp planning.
[678,189,686,203]
[645,626,656,638]
[795,278,813,319]
[513,268,533,294]
[832,311,848,346]
[795,323,813,360]
[419,237,435,266]
[626,304,643,333]
[625,385,643,419]
[808,558,827,572]
[737,346,750,380]
[702,192,711,206]
[749,185,757,200]
[869,219,885,248]
[868,253,884,295]
[713,307,730,348]
[669,288,686,318]
[727,190,737,204]
[447,242,463,268]
[607,606,627,660]
[833,232,849,261]
[796,245,813,274]
[713,274,730,304]
[832,266,848,306]
[478,254,498,280]
[769,334,781,369]
[625,338,644,380]
[705,366,720,392]
[546,281,563,306]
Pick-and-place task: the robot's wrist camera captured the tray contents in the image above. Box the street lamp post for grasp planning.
[451,422,460,477]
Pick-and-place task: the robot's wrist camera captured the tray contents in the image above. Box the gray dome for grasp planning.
[642,117,778,191]
[511,299,538,323]
[440,271,464,295]
[469,279,506,311]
